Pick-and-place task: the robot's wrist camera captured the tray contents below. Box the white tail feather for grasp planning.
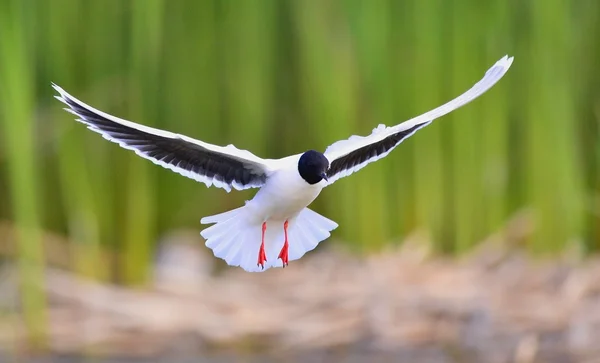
[200,206,245,224]
[200,207,338,272]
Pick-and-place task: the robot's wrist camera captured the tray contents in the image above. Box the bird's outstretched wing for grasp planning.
[52,84,273,192]
[324,55,514,185]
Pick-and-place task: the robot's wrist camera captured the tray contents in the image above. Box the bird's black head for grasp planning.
[298,150,329,185]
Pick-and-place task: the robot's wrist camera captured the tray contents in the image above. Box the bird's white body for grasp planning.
[200,154,334,272]
[52,55,514,273]
[246,155,327,222]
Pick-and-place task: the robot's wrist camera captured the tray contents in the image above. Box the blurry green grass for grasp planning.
[0,0,598,343]
[0,0,47,346]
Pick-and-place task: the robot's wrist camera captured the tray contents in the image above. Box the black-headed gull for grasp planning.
[53,55,513,272]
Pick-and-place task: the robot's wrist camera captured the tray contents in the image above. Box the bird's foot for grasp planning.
[278,220,289,267]
[257,222,267,269]
[257,245,267,269]
[278,243,289,267]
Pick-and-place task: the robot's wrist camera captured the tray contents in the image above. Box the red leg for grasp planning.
[278,220,289,267]
[257,222,267,269]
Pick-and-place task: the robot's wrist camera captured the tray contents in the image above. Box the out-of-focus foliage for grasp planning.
[0,2,599,341]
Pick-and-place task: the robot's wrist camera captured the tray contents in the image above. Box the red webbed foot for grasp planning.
[278,220,289,267]
[257,222,267,269]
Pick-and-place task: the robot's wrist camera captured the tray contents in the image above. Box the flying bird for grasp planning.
[53,55,513,272]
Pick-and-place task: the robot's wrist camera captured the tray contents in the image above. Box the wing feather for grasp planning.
[52,83,273,192]
[324,55,514,185]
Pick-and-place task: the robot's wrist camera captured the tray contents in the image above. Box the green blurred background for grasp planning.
[0,0,599,346]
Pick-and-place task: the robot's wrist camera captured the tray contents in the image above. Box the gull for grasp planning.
[53,55,513,272]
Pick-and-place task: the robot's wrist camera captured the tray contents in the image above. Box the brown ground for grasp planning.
[1,216,600,363]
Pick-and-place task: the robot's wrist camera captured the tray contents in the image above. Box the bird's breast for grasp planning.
[247,167,325,221]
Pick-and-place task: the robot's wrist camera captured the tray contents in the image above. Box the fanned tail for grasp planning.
[200,207,338,272]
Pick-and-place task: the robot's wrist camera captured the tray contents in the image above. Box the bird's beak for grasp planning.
[321,172,328,182]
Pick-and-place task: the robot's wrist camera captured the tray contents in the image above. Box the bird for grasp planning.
[52,55,513,272]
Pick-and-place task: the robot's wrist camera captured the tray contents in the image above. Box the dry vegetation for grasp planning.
[2,217,600,363]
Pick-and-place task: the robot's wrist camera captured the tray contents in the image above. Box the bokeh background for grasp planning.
[1,0,600,362]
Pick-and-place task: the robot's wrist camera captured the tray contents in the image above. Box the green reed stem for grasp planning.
[0,0,47,346]
[121,0,164,285]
